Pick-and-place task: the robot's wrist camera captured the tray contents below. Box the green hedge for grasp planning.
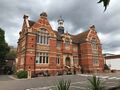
[16,70,28,79]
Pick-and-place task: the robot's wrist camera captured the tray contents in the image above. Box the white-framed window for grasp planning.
[93,56,99,64]
[36,52,49,64]
[91,38,99,65]
[21,57,24,65]
[37,28,49,45]
[56,54,60,64]
[65,39,70,50]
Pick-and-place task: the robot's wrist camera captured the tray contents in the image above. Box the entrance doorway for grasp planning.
[65,57,71,66]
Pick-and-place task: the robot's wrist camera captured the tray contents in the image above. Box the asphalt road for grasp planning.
[0,74,120,90]
[0,75,13,81]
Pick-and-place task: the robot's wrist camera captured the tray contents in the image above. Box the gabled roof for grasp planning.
[27,19,90,44]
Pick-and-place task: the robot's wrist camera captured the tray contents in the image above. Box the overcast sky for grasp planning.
[0,0,120,54]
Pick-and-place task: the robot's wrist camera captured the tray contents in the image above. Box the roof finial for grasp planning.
[89,25,96,30]
[90,25,95,29]
[40,12,47,18]
[23,15,29,19]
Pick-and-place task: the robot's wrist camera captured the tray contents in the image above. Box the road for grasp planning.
[0,74,120,90]
[0,75,13,81]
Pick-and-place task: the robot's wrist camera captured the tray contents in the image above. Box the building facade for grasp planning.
[105,54,120,70]
[16,12,104,75]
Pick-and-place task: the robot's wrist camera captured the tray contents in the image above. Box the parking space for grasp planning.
[26,81,88,90]
[0,73,120,90]
[26,74,120,90]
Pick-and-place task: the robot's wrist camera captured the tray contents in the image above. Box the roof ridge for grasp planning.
[76,30,89,36]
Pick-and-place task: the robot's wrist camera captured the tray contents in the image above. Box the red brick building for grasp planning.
[16,12,104,75]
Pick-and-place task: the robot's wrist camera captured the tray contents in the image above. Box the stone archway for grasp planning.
[65,57,71,66]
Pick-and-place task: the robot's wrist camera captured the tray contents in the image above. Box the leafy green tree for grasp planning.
[0,28,10,69]
[98,0,110,11]
[6,50,16,59]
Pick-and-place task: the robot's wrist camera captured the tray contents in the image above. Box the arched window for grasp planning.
[37,28,49,45]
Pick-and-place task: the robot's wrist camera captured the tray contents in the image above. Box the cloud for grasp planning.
[0,0,120,54]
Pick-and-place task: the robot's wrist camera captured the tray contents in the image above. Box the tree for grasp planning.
[98,0,110,11]
[6,50,16,60]
[0,28,10,70]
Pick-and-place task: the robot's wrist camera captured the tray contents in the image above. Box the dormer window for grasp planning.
[37,28,49,45]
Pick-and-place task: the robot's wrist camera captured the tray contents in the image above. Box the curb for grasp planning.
[8,75,34,80]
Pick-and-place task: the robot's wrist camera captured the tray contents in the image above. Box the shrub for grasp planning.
[16,70,28,79]
[88,75,105,90]
[55,79,71,90]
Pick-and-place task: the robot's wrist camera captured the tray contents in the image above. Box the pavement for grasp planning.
[0,73,120,90]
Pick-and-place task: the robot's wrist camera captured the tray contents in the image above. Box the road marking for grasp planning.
[27,85,87,90]
[116,78,120,80]
[26,74,120,90]
[26,81,87,90]
[109,77,117,79]
[71,86,86,89]
[71,81,86,85]
[106,82,117,84]
[26,86,56,90]
[78,74,120,80]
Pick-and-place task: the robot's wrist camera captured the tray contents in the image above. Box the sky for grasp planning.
[0,0,120,54]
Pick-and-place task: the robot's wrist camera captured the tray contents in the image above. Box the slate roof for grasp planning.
[53,30,89,44]
[53,31,62,40]
[28,20,35,27]
[72,30,89,43]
